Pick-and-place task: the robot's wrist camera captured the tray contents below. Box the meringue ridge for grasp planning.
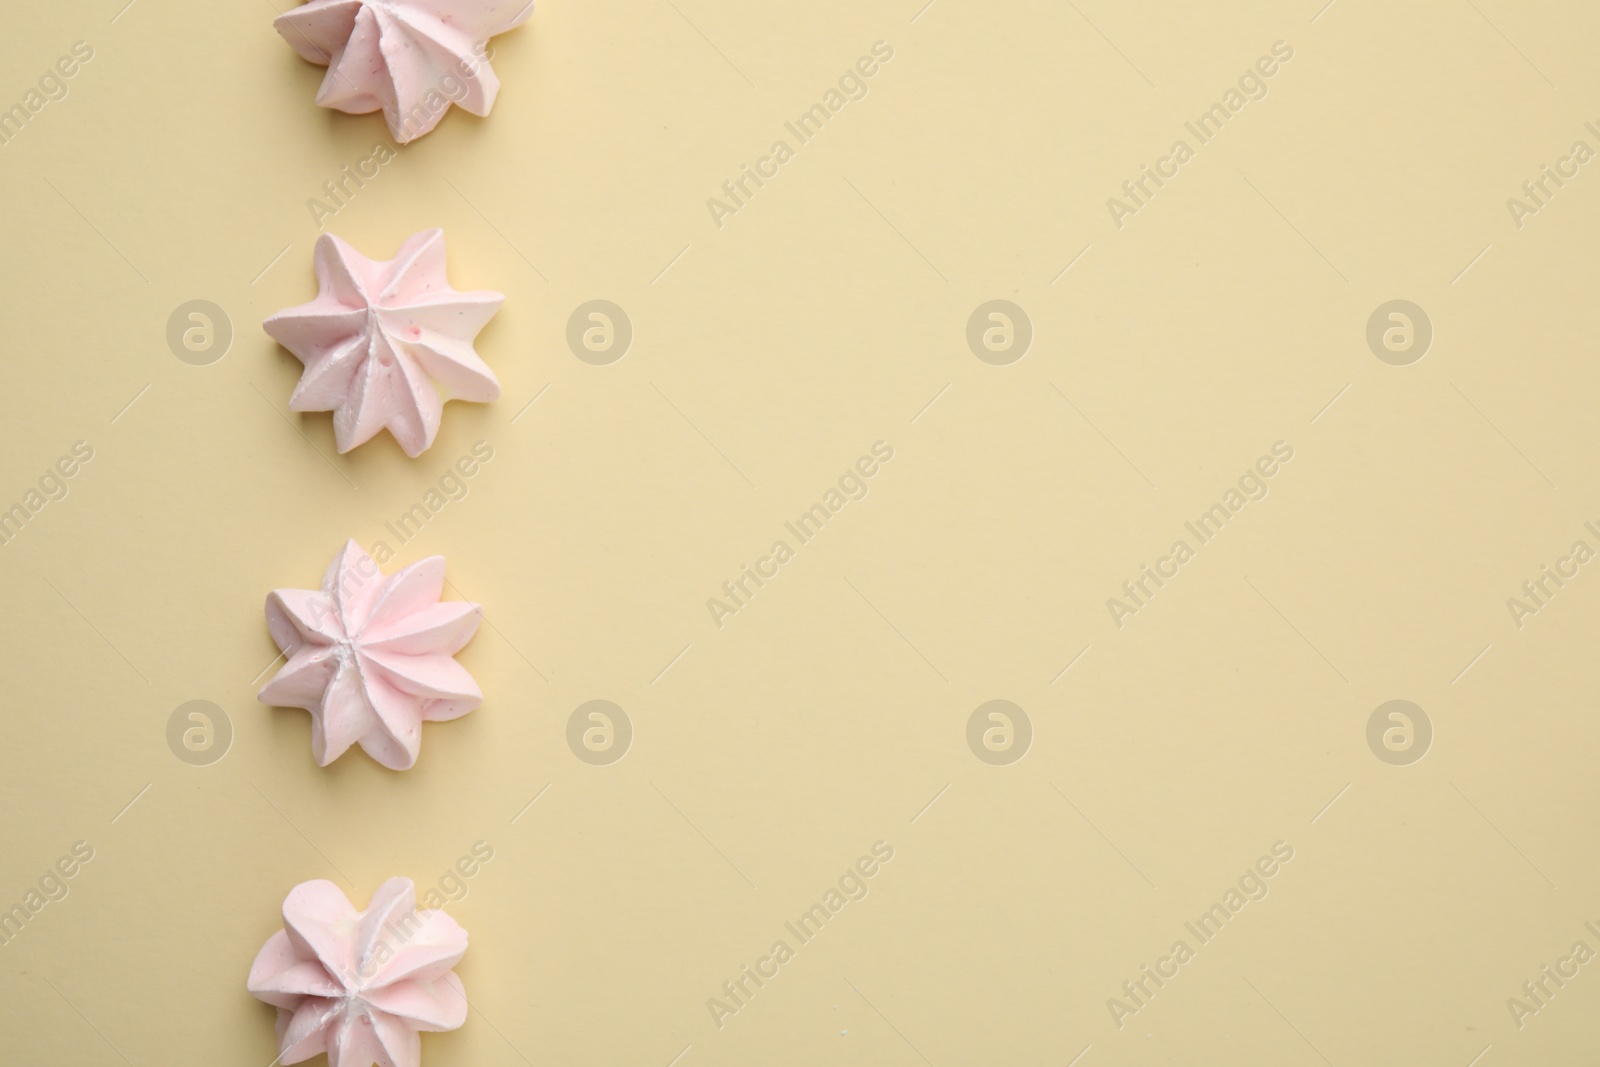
[259,539,484,770]
[274,0,534,143]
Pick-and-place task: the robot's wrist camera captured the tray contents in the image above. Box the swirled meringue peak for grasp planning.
[275,0,533,142]
[249,877,469,1067]
[260,540,483,770]
[264,229,502,458]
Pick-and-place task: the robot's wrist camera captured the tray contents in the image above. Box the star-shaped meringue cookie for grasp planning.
[260,540,483,770]
[275,0,532,142]
[265,229,502,458]
[249,877,468,1067]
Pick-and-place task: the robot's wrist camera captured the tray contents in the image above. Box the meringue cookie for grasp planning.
[275,0,532,143]
[260,540,483,770]
[249,878,468,1067]
[265,229,502,458]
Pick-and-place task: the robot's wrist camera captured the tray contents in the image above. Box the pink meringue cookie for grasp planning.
[260,540,483,770]
[265,229,502,458]
[275,0,533,143]
[249,877,469,1067]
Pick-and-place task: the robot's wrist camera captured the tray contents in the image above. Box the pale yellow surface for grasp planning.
[2,1,1599,1064]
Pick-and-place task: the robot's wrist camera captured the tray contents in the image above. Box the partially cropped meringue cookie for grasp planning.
[260,540,483,770]
[275,0,533,142]
[249,877,468,1067]
[265,229,502,458]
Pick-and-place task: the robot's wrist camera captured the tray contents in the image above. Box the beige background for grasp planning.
[2,0,1599,1064]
